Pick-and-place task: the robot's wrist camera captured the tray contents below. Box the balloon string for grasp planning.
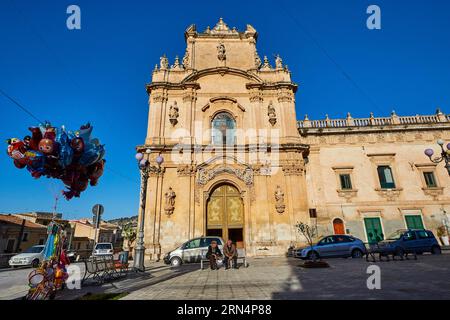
[0,88,43,123]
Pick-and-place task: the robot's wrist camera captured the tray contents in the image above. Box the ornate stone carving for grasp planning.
[164,187,176,216]
[160,54,169,70]
[148,166,165,177]
[171,56,183,70]
[260,56,272,70]
[177,164,196,176]
[274,185,286,214]
[168,101,179,126]
[197,166,254,186]
[217,43,226,61]
[422,187,444,200]
[249,89,263,103]
[337,189,358,202]
[277,89,293,103]
[253,163,272,176]
[282,164,304,176]
[211,18,231,34]
[375,188,402,201]
[267,101,277,126]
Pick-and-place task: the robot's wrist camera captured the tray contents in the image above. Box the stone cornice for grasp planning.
[136,143,309,154]
[146,81,200,94]
[246,82,298,93]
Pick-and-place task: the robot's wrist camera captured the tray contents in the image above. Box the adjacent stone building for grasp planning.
[137,19,450,260]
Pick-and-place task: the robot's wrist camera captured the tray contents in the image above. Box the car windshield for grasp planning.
[386,230,405,240]
[95,244,112,250]
[24,246,44,253]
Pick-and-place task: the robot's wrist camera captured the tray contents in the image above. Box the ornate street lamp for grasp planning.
[424,139,450,176]
[133,149,164,272]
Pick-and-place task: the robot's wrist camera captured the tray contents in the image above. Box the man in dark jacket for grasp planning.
[206,240,222,270]
[223,239,238,269]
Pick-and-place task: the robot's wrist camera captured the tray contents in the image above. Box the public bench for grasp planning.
[82,254,128,284]
[200,248,248,270]
[365,243,417,262]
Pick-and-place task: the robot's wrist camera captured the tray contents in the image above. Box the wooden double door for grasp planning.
[206,184,244,248]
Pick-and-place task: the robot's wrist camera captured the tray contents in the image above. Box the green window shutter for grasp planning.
[405,215,424,230]
[377,166,396,189]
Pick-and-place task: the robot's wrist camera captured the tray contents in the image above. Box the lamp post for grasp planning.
[133,150,164,272]
[424,139,450,176]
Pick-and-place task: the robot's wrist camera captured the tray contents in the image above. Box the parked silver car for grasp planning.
[92,242,113,257]
[8,245,45,268]
[163,236,224,267]
[295,235,366,260]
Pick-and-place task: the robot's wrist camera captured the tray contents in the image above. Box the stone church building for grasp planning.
[137,19,450,260]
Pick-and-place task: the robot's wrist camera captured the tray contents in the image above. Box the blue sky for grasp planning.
[1,0,449,220]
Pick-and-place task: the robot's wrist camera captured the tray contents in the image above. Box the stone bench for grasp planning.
[200,248,248,270]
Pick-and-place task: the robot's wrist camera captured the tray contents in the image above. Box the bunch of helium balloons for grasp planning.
[6,121,105,200]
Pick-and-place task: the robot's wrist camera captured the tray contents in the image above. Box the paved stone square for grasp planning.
[1,254,449,300]
[123,254,450,300]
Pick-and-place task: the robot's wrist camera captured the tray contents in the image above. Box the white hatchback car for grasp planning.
[9,245,45,268]
[92,242,114,256]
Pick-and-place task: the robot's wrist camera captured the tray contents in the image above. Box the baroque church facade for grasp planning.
[137,19,450,260]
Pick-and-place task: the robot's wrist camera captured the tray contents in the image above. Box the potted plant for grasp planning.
[437,225,449,246]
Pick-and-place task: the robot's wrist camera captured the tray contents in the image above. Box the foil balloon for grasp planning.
[6,121,106,200]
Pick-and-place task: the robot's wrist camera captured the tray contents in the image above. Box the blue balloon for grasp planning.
[56,128,73,168]
[25,150,45,177]
[79,144,105,166]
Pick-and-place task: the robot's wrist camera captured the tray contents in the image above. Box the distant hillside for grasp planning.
[107,215,138,227]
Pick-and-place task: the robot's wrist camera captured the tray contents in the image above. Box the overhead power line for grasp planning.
[1,87,136,184]
[0,88,43,123]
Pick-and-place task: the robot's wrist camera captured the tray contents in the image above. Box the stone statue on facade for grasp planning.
[217,43,226,61]
[254,50,261,68]
[275,54,283,69]
[164,187,176,216]
[275,185,286,214]
[268,101,277,126]
[169,101,179,126]
[182,49,190,68]
[160,54,169,69]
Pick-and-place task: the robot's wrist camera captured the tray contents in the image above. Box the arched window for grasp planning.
[211,112,236,145]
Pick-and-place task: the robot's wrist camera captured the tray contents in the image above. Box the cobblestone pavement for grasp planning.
[122,253,450,300]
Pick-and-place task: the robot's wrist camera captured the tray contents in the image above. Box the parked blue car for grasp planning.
[376,229,441,256]
[295,235,366,260]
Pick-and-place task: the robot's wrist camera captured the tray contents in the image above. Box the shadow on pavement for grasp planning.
[56,263,200,300]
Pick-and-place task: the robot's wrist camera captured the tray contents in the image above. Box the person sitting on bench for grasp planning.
[223,239,238,270]
[206,241,222,270]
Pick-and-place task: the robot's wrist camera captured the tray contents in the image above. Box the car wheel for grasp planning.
[395,247,404,257]
[431,246,441,255]
[351,249,363,259]
[170,257,182,267]
[31,259,40,268]
[307,251,319,260]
